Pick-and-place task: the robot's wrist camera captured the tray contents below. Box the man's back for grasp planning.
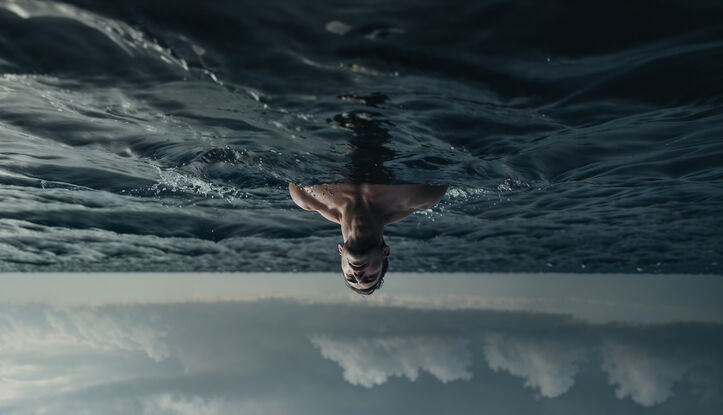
[289,183,447,224]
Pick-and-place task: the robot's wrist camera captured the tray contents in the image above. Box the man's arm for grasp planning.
[288,184,341,224]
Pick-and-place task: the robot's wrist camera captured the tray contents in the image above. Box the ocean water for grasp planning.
[0,0,722,272]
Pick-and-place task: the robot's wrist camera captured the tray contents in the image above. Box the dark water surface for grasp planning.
[1,273,722,414]
[0,0,722,272]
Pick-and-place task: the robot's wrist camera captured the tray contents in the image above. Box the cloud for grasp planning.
[0,360,69,403]
[309,335,473,388]
[0,307,170,361]
[142,394,287,415]
[0,307,172,405]
[601,341,687,407]
[482,332,584,398]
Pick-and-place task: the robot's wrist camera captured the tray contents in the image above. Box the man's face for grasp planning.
[338,242,390,291]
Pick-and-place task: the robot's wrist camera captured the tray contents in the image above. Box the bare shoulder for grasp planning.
[370,184,447,210]
[288,183,342,223]
[408,185,448,210]
[289,183,316,211]
[373,184,448,224]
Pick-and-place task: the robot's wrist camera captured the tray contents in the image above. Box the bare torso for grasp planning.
[289,183,447,224]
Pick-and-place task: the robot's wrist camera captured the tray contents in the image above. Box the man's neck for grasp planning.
[340,198,384,244]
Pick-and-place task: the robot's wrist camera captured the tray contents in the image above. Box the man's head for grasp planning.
[338,237,389,295]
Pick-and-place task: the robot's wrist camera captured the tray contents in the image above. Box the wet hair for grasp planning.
[344,255,388,296]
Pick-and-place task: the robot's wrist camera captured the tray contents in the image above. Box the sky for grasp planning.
[0,273,721,414]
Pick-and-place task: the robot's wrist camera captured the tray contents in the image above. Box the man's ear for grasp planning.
[383,245,390,257]
[338,243,343,255]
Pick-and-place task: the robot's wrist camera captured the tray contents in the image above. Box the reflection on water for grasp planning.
[330,104,395,184]
[1,273,721,414]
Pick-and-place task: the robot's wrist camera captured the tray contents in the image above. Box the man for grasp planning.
[289,183,448,295]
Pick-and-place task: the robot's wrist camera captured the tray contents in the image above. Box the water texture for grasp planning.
[0,0,721,272]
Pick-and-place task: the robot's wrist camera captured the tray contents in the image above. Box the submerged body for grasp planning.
[289,183,447,294]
